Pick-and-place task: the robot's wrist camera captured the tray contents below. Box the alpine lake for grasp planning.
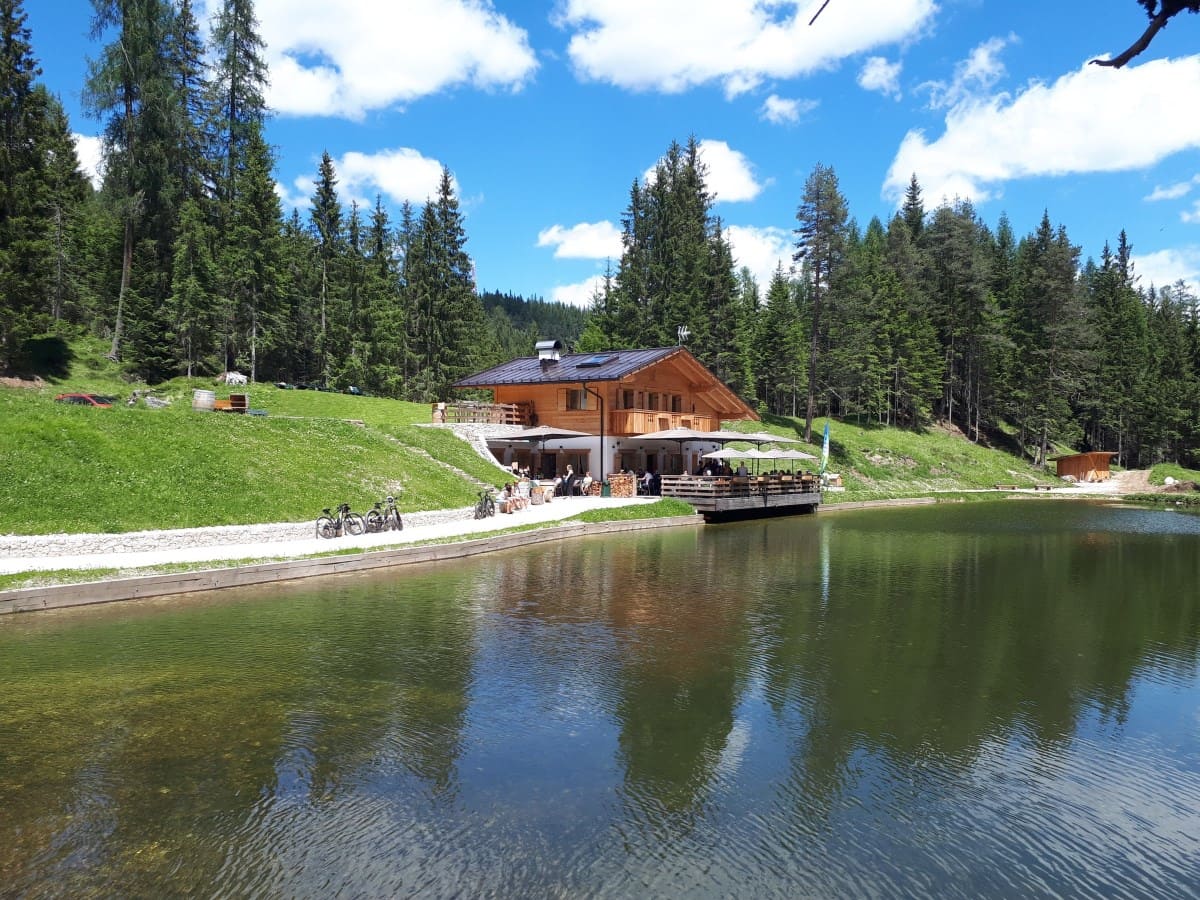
[2,500,1198,898]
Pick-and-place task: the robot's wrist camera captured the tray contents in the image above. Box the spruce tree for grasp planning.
[794,162,849,441]
[85,0,177,365]
[0,1,88,370]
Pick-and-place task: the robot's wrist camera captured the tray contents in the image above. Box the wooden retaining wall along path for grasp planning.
[0,516,703,616]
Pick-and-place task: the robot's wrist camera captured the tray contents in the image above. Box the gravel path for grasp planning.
[0,496,657,575]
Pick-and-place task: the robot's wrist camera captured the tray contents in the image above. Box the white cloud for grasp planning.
[1130,246,1200,291]
[337,148,448,205]
[759,94,818,125]
[726,224,793,289]
[858,56,902,98]
[1183,201,1200,225]
[72,134,104,189]
[558,0,937,96]
[643,139,765,203]
[247,0,538,118]
[883,55,1200,207]
[551,275,607,308]
[283,147,448,212]
[537,221,623,259]
[921,34,1014,110]
[1145,180,1195,202]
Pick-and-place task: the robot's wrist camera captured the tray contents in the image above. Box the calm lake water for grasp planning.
[2,501,1199,898]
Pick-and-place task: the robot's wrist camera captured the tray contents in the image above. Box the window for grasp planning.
[648,393,659,411]
[566,389,588,411]
[622,389,635,409]
[671,394,682,413]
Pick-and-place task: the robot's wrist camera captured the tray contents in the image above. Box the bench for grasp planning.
[1032,483,1053,491]
[994,484,1019,491]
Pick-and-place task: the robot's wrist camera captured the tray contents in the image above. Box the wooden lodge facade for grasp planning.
[450,343,758,479]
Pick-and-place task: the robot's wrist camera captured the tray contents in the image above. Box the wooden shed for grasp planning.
[1053,451,1117,483]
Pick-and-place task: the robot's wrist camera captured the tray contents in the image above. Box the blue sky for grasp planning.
[26,0,1200,306]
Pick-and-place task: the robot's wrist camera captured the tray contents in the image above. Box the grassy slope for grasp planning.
[722,414,1052,498]
[0,380,507,534]
[1,342,1059,535]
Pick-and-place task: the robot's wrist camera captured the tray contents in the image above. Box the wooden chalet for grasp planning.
[450,342,758,480]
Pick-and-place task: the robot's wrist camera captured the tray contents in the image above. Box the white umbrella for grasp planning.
[736,430,806,445]
[774,448,818,460]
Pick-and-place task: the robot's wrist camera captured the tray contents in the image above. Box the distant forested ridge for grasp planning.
[0,0,1196,467]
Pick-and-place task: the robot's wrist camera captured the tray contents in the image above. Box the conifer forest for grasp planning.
[1,0,1197,469]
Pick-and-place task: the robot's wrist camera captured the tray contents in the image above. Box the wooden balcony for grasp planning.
[609,409,717,436]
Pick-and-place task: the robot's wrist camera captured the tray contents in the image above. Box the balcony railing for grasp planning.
[435,401,532,425]
[609,409,717,435]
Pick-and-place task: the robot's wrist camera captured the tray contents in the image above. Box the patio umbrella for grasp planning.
[736,430,806,446]
[774,448,818,460]
[636,427,724,473]
[509,425,594,474]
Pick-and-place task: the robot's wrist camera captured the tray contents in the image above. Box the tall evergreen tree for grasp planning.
[1012,212,1094,466]
[223,124,281,381]
[85,0,177,365]
[0,1,88,369]
[794,162,849,442]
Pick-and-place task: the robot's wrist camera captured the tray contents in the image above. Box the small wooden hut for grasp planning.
[1052,451,1117,483]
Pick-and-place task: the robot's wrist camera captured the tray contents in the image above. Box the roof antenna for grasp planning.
[809,0,832,26]
[677,325,691,346]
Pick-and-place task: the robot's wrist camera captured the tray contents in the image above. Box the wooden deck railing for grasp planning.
[660,473,819,499]
[435,401,532,425]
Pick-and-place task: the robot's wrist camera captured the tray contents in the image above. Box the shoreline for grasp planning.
[0,482,1165,615]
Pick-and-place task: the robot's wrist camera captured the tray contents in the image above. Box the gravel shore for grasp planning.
[0,496,656,575]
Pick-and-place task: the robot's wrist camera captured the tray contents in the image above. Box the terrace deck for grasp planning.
[659,474,821,519]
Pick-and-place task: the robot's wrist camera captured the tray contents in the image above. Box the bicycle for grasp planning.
[474,489,496,519]
[316,502,367,538]
[365,495,403,533]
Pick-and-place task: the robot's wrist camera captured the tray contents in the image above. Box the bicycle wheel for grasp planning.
[365,509,383,533]
[316,516,336,539]
[386,509,403,531]
[344,512,367,536]
[484,497,496,517]
[474,499,487,520]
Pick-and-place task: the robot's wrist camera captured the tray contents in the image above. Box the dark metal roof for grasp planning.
[453,347,683,387]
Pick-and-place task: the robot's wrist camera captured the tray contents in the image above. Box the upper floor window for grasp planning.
[566,389,589,411]
[671,394,683,413]
[622,389,635,409]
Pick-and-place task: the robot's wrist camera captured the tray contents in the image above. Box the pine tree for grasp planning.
[1012,213,1094,466]
[85,0,177,365]
[308,150,344,384]
[168,196,215,376]
[210,0,266,212]
[223,124,281,381]
[794,162,849,441]
[758,265,806,416]
[0,1,89,370]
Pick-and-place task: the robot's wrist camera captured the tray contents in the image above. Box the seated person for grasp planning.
[579,471,593,495]
[735,463,749,477]
[497,484,514,513]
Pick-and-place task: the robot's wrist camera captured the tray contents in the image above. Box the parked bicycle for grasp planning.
[365,495,403,533]
[474,488,496,519]
[316,502,367,538]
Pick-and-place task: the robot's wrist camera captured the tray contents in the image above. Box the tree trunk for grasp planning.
[109,215,133,361]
